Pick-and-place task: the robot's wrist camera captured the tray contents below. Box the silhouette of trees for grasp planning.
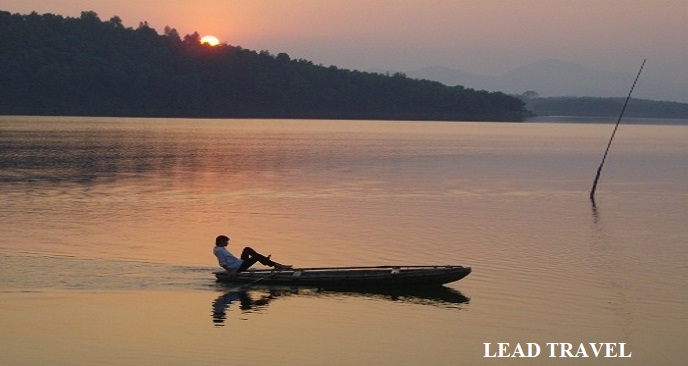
[519,95,688,119]
[0,11,528,121]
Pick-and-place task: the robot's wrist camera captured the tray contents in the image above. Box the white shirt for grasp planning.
[213,246,243,272]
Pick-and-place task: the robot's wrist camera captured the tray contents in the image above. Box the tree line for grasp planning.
[0,11,529,121]
[518,92,688,120]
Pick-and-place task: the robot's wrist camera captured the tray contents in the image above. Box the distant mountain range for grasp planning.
[404,59,688,103]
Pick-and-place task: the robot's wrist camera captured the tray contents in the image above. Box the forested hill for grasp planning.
[0,11,528,121]
[519,95,688,120]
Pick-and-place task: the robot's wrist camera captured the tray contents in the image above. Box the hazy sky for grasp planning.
[3,0,686,83]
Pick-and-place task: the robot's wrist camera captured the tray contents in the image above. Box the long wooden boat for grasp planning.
[214,265,471,287]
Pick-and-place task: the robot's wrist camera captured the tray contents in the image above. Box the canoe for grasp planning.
[214,265,471,287]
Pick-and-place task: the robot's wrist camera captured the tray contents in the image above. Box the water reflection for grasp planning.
[211,291,277,326]
[211,286,470,326]
[0,119,270,185]
[588,201,634,341]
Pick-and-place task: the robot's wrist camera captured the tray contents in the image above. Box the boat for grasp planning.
[214,265,471,288]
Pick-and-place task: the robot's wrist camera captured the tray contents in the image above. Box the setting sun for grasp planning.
[200,35,220,46]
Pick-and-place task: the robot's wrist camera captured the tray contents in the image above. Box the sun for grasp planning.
[200,35,220,46]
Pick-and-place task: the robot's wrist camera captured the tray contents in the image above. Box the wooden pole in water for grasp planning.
[589,59,646,202]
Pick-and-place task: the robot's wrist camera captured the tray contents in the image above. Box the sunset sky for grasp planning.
[3,0,686,84]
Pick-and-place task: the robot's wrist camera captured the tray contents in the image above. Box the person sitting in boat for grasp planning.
[213,235,292,272]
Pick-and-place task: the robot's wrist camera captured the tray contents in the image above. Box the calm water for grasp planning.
[1,116,687,365]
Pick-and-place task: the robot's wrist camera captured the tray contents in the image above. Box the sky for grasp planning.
[2,0,687,84]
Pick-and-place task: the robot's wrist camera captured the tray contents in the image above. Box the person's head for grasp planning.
[215,235,230,247]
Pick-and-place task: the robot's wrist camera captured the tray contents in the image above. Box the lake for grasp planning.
[1,116,686,365]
